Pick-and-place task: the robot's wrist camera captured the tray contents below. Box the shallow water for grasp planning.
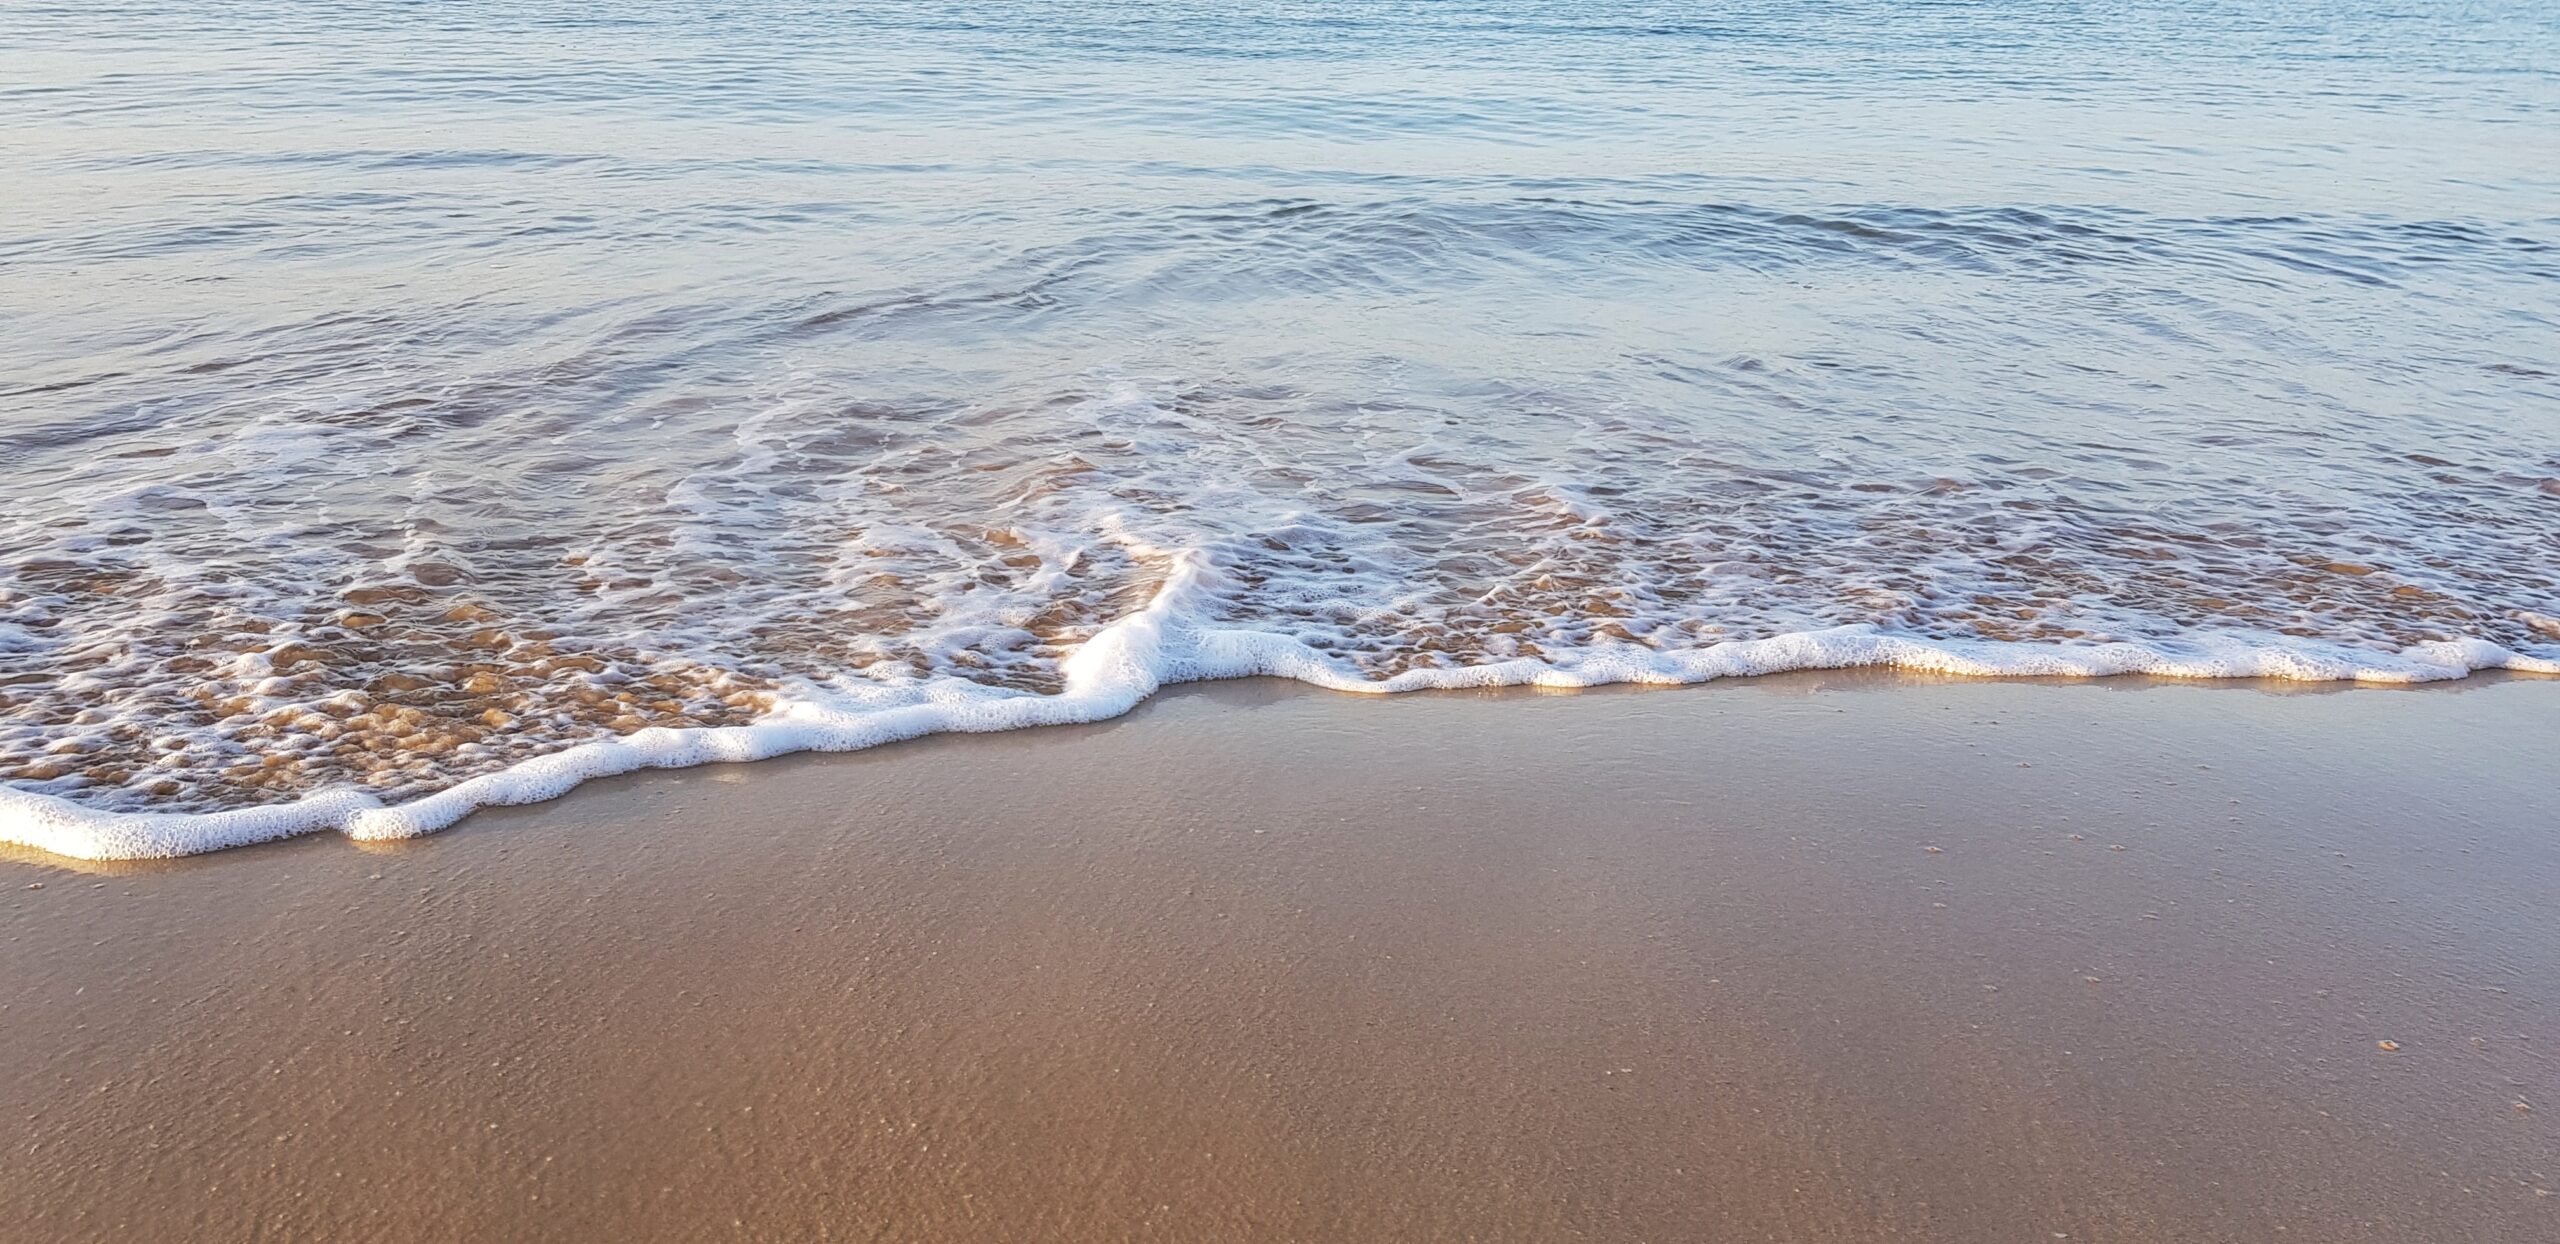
[3,0,2557,854]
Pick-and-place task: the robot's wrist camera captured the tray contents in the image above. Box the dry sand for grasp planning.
[3,671,2556,1242]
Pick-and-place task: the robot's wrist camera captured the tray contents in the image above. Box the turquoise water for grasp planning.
[1,1,2556,850]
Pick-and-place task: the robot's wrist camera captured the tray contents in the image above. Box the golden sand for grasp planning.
[4,672,2555,1241]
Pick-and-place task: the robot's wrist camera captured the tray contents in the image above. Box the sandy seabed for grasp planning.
[4,670,2555,1242]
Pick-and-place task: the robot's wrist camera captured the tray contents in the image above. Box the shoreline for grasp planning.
[5,671,2556,1240]
[9,617,2557,862]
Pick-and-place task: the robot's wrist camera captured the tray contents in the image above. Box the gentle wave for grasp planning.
[7,547,2554,860]
[5,0,2558,856]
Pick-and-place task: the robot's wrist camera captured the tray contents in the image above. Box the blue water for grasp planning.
[2,0,2556,847]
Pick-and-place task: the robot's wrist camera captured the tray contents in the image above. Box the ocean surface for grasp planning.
[4,0,2556,857]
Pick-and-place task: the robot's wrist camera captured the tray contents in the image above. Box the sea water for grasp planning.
[3,0,2556,856]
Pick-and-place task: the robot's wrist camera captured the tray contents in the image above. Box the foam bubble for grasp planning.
[4,546,2551,861]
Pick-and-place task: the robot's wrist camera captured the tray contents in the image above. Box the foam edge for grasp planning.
[5,551,2553,860]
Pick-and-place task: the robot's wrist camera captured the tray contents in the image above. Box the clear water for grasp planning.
[4,1,2557,853]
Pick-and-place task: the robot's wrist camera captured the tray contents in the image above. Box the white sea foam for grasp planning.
[6,371,2556,848]
[4,546,2550,861]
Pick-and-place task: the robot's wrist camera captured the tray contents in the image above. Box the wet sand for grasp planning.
[3,671,2556,1242]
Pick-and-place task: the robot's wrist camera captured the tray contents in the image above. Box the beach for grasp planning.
[9,2,2560,1239]
[7,672,2553,1241]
